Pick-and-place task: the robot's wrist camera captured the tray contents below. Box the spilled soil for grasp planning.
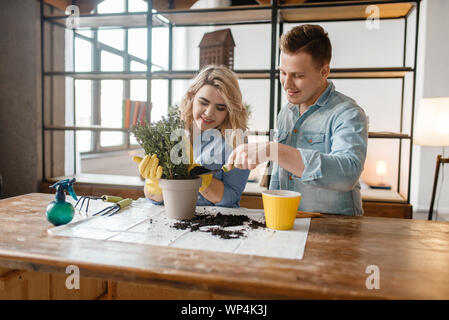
[172,212,266,239]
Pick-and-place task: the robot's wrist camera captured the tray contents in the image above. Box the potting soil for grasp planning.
[172,212,266,239]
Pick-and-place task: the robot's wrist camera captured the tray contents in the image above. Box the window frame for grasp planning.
[74,26,147,154]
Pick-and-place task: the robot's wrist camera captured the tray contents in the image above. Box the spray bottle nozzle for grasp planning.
[50,178,78,202]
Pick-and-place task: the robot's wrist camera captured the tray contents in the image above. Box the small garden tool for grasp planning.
[188,164,235,177]
[75,195,132,216]
[92,197,133,217]
[75,195,121,214]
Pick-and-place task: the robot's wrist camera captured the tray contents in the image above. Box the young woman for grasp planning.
[139,65,250,208]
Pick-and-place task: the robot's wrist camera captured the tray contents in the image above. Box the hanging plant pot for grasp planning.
[159,177,202,220]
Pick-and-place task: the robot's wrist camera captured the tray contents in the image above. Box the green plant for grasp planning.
[130,109,190,179]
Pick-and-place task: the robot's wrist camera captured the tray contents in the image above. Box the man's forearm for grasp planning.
[269,142,305,177]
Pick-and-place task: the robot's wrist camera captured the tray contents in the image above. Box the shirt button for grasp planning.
[293,129,298,133]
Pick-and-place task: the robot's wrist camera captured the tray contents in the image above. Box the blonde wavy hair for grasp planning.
[180,65,248,140]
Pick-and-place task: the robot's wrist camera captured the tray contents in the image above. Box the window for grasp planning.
[128,0,147,13]
[97,0,125,14]
[43,0,274,180]
[43,0,174,179]
[69,3,172,159]
[100,80,124,147]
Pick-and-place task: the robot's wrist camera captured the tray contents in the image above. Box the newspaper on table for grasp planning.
[48,198,310,260]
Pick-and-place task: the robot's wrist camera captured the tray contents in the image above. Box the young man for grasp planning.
[227,24,368,215]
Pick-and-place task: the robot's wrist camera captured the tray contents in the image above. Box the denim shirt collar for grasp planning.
[287,80,334,113]
[316,80,334,107]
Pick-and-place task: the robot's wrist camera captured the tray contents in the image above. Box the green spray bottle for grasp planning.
[46,178,78,226]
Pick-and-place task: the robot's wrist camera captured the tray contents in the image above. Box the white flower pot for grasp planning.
[159,177,202,220]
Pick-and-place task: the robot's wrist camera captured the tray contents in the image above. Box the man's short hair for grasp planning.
[280,24,332,69]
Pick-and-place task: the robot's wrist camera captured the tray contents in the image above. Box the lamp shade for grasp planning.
[376,160,387,177]
[413,97,449,146]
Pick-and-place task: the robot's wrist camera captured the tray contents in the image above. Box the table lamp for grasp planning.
[369,160,391,189]
[413,97,449,220]
[376,160,388,185]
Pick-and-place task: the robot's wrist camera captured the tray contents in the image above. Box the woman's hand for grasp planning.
[133,155,164,201]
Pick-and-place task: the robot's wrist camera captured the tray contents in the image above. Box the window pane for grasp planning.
[130,80,147,146]
[101,131,123,147]
[75,80,92,126]
[77,131,92,153]
[152,28,168,70]
[171,79,192,106]
[74,38,91,72]
[101,80,123,147]
[101,51,124,71]
[130,80,167,122]
[130,60,147,71]
[98,29,124,51]
[151,80,168,122]
[128,28,169,69]
[130,135,138,145]
[97,0,125,14]
[76,30,92,38]
[128,0,147,12]
[130,79,147,101]
[128,28,147,61]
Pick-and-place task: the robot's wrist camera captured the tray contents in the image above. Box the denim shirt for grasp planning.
[269,81,368,216]
[149,130,250,208]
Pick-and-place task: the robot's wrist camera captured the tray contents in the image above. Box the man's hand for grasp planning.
[226,142,305,177]
[226,142,275,170]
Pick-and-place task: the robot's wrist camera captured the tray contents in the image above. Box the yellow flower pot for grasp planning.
[262,190,301,230]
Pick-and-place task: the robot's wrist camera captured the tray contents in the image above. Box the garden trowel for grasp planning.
[189,164,235,177]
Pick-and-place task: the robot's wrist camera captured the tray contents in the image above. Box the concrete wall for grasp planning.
[0,0,42,197]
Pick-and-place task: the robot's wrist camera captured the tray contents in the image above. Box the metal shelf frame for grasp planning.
[40,0,420,203]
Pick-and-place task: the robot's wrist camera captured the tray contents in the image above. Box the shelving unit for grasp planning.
[41,0,420,218]
[279,1,414,22]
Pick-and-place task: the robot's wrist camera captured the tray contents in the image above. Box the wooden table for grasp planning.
[0,193,448,299]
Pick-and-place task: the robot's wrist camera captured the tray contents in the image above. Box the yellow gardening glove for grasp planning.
[188,163,213,192]
[183,136,213,192]
[133,154,163,195]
